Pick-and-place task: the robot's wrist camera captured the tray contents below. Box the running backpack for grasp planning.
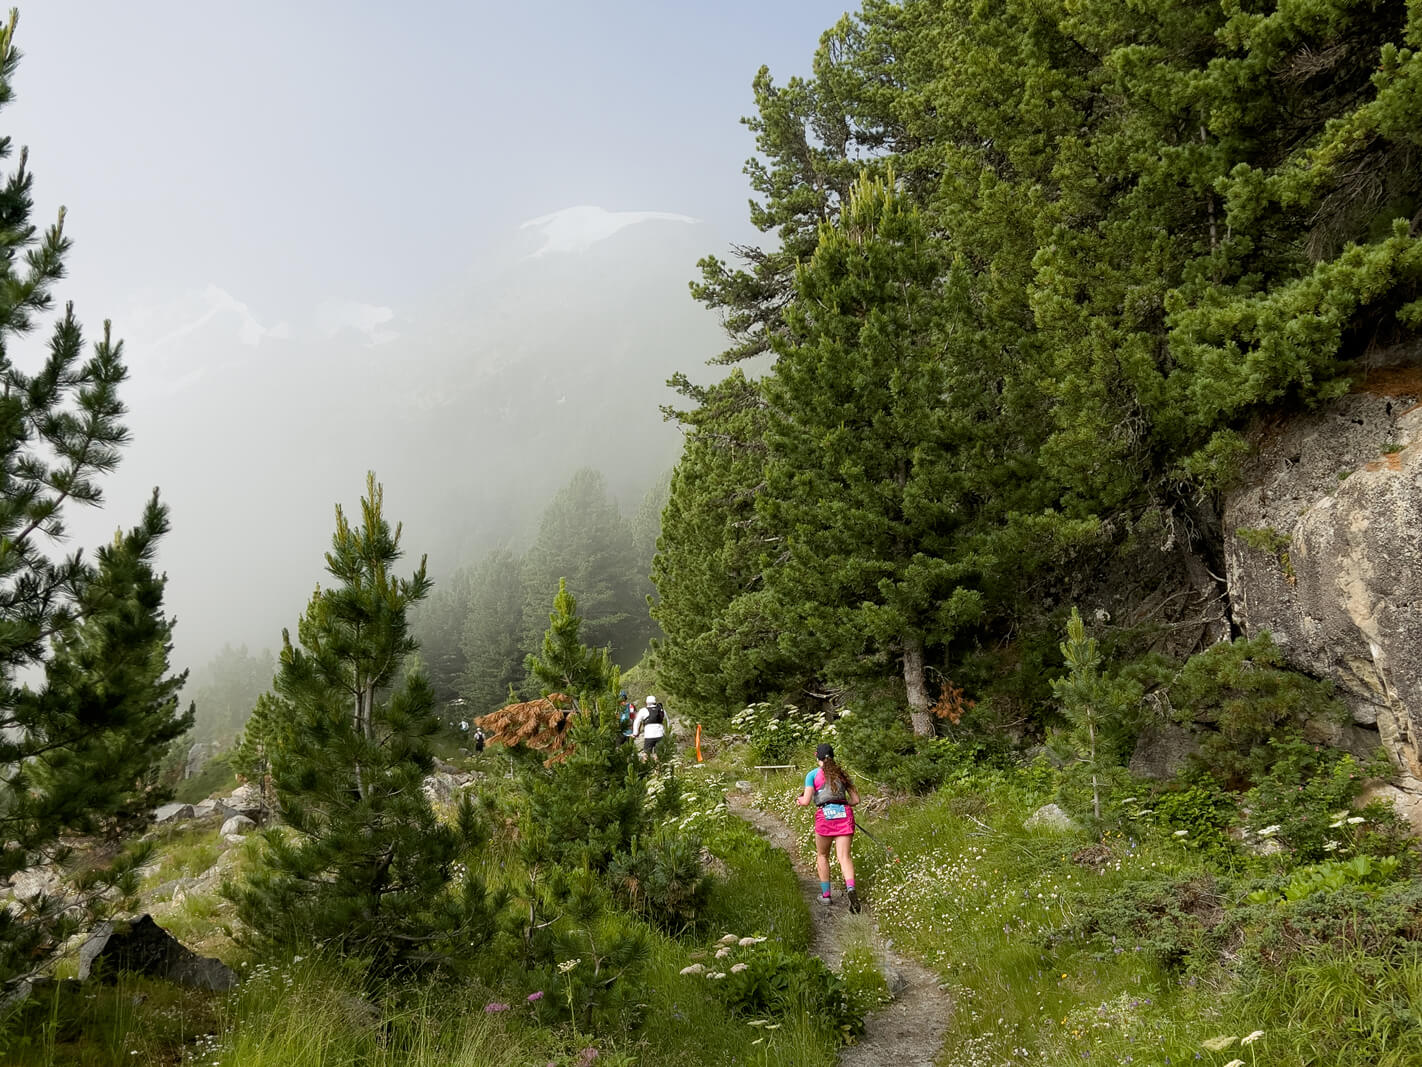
[813,773,848,807]
[645,702,665,726]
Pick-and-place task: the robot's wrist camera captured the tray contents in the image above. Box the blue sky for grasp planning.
[9,1,851,325]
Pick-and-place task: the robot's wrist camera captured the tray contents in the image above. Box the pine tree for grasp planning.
[651,371,806,714]
[31,505,194,835]
[0,13,190,988]
[228,474,493,974]
[459,548,527,715]
[519,468,644,668]
[188,643,275,746]
[231,691,291,800]
[525,578,614,708]
[1050,608,1142,821]
[760,172,983,735]
[520,580,643,872]
[409,566,473,703]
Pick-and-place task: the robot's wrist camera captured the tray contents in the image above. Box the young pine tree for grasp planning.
[228,474,494,975]
[231,691,291,802]
[520,580,644,872]
[0,14,190,988]
[1050,608,1142,821]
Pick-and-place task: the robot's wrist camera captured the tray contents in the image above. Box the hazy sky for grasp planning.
[5,1,851,676]
[10,1,847,323]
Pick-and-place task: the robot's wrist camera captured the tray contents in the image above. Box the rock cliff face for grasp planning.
[1224,370,1422,830]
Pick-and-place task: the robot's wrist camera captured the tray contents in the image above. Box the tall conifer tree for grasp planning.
[760,173,982,735]
[0,12,190,987]
[459,547,527,714]
[229,474,493,974]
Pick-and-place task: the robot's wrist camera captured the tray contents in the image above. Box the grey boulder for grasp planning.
[78,915,237,991]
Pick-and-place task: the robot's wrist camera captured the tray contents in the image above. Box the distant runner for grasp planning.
[632,694,668,759]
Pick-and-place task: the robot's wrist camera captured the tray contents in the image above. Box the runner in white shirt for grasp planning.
[631,695,668,759]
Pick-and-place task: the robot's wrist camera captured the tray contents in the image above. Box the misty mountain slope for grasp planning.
[83,214,729,668]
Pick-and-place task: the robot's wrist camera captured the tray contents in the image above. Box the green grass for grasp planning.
[0,973,222,1066]
[56,729,1422,1066]
[142,824,226,888]
[173,755,238,804]
[702,803,813,950]
[214,960,549,1067]
[801,766,1422,1067]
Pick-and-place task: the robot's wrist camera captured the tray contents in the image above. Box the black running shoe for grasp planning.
[847,887,861,914]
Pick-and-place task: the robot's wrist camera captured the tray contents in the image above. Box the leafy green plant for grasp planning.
[1248,855,1402,906]
[687,939,864,1041]
[730,702,833,764]
[1242,746,1396,864]
[838,938,891,1019]
[1166,637,1346,787]
[1138,780,1239,860]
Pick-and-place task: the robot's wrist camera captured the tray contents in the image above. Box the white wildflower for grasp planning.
[1256,825,1280,838]
[1202,1035,1238,1052]
[679,963,705,976]
[715,947,732,958]
[1241,1030,1265,1045]
[731,963,749,973]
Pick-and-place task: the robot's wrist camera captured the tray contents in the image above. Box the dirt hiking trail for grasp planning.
[728,792,952,1067]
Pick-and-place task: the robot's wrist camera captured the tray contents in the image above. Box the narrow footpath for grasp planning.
[728,792,952,1067]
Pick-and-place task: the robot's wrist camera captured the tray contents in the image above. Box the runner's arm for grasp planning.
[797,769,816,806]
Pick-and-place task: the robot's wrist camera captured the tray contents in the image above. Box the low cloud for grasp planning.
[315,299,397,345]
[520,205,698,256]
[131,284,290,352]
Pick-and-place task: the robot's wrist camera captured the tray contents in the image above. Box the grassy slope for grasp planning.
[751,756,1422,1067]
[1,759,839,1067]
[15,736,1418,1066]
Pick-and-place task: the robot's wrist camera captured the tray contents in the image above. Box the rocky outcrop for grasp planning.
[1224,374,1422,829]
[78,915,237,991]
[184,741,218,779]
[219,815,256,837]
[1024,803,1082,833]
[153,803,195,824]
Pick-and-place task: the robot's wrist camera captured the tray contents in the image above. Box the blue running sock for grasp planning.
[820,882,831,896]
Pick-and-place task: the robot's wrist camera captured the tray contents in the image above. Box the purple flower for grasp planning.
[527,990,544,1002]
[576,1048,600,1066]
[483,1002,510,1013]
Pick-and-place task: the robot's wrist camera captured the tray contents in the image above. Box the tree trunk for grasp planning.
[904,635,932,737]
[1171,510,1231,646]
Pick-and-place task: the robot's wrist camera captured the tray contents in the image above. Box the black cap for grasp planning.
[815,742,834,760]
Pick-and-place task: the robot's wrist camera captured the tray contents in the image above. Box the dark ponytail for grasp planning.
[820,755,852,796]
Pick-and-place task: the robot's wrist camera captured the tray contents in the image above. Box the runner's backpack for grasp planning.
[645,701,665,726]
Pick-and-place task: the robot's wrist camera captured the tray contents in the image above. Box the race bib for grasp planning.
[821,804,847,820]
